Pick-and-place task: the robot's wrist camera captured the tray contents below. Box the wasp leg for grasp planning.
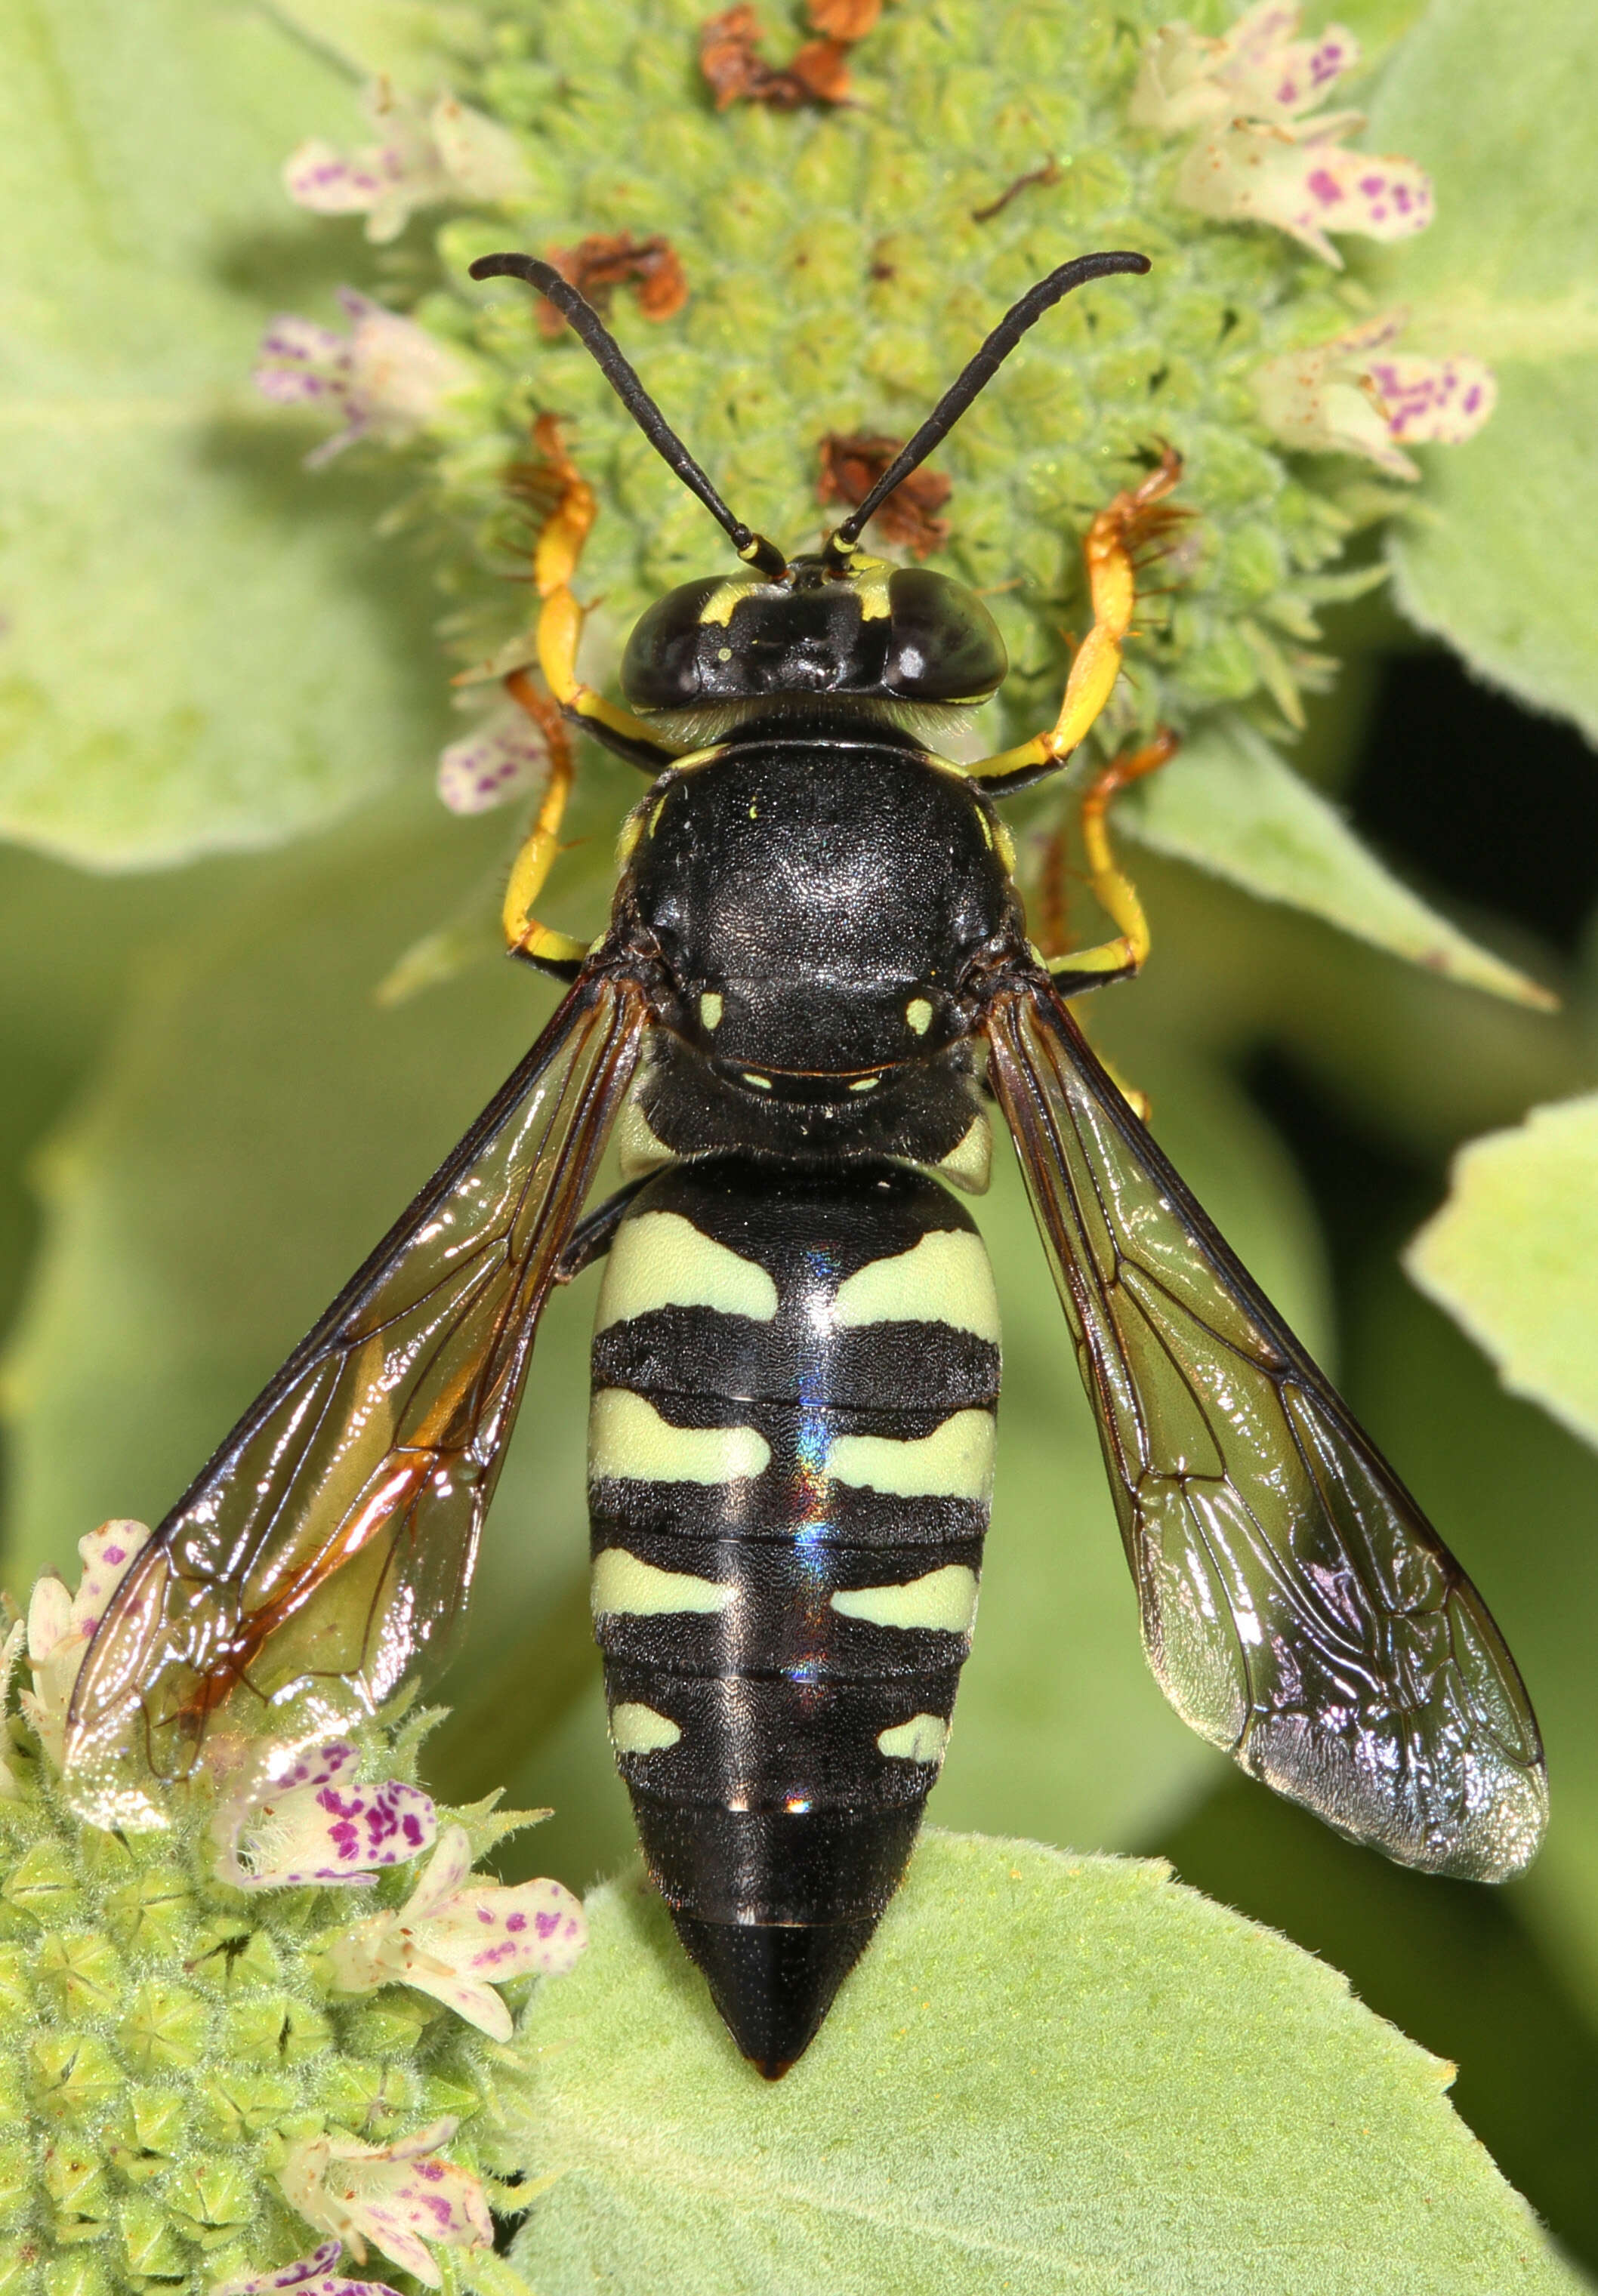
[1040,728,1180,990]
[533,416,684,777]
[500,669,591,976]
[554,1177,652,1284]
[968,447,1183,796]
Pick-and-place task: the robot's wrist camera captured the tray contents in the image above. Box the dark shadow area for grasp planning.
[1349,650,1598,954]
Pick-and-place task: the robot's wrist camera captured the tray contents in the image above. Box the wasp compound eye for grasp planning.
[622,568,1007,710]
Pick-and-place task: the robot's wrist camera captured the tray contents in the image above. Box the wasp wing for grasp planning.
[985,975,1546,1881]
[66,972,646,1829]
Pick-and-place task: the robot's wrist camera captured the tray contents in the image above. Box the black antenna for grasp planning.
[470,251,789,581]
[825,251,1152,562]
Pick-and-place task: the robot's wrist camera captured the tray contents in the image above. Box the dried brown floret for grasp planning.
[537,233,689,337]
[817,432,952,558]
[700,5,853,110]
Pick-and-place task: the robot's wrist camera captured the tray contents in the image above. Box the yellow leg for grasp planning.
[970,446,1184,787]
[1042,729,1180,983]
[530,415,683,765]
[500,670,588,968]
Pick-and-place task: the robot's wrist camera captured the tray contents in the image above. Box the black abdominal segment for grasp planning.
[588,1155,1000,2075]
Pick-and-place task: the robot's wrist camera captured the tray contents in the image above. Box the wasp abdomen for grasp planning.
[587,1154,999,2075]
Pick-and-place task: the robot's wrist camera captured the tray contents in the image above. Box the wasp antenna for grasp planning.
[824,251,1152,561]
[470,251,789,581]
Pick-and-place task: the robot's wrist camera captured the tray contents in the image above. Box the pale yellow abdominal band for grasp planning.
[594,1211,779,1330]
[592,1547,733,1618]
[589,1388,771,1484]
[833,1229,1001,1342]
[827,1409,996,1502]
[831,1562,979,1635]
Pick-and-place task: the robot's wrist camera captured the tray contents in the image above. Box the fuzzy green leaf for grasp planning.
[1367,0,1598,743]
[1405,1092,1598,1450]
[1120,719,1553,1006]
[507,1830,1575,2296]
[0,0,453,865]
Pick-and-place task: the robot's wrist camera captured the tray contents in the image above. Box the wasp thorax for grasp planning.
[621,559,1007,713]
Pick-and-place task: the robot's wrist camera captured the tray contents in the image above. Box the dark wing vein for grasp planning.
[66,972,646,1828]
[985,974,1546,1880]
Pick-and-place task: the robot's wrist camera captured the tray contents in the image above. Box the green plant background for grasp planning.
[4,0,1598,2285]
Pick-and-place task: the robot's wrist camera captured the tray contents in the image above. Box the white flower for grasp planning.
[437,703,551,815]
[1175,111,1432,266]
[213,1738,437,1890]
[255,292,472,470]
[1254,313,1496,479]
[279,2119,492,2288]
[326,1823,587,2041]
[213,2240,400,2296]
[1131,1,1359,134]
[284,82,529,243]
[18,1519,151,1771]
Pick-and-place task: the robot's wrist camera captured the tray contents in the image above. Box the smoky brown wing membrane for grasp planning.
[65,975,645,1830]
[984,977,1547,1881]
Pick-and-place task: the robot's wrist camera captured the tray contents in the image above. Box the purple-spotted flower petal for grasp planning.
[1254,313,1495,479]
[278,2119,492,2288]
[1176,113,1433,267]
[20,1520,152,1771]
[284,83,529,244]
[327,1823,587,2042]
[437,704,551,815]
[212,2239,401,2296]
[214,1739,437,1890]
[1131,1,1359,134]
[255,291,471,469]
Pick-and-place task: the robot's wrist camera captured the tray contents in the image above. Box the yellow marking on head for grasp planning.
[615,1090,677,1182]
[827,1409,996,1502]
[849,1074,880,1094]
[992,816,1016,874]
[616,809,646,867]
[832,1563,979,1636]
[589,1389,771,1484]
[853,562,893,621]
[699,578,759,627]
[877,1713,949,1764]
[610,1702,682,1754]
[832,1230,999,1342]
[700,991,723,1030]
[976,811,994,849]
[649,796,669,836]
[742,1070,773,1091]
[905,997,933,1037]
[938,1111,993,1195]
[592,1548,733,1618]
[594,1210,779,1329]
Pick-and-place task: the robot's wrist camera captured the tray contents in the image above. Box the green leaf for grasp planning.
[508,1830,1578,2295]
[1119,718,1553,1006]
[0,0,454,865]
[1405,1091,1598,1449]
[1366,0,1598,742]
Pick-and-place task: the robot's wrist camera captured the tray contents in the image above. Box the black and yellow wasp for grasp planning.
[66,251,1546,2078]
